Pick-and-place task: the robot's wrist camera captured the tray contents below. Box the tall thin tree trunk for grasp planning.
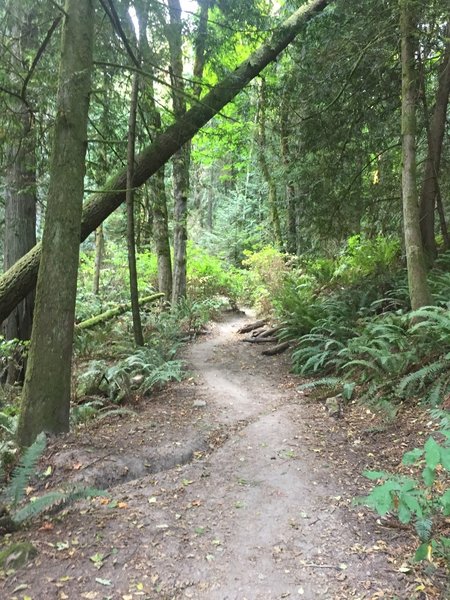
[137,1,173,300]
[93,226,104,295]
[167,0,189,304]
[257,79,283,248]
[0,0,330,323]
[126,72,144,346]
[400,0,431,310]
[280,87,297,254]
[3,6,37,383]
[17,0,94,446]
[419,22,450,260]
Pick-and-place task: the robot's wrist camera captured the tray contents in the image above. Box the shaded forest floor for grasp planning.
[1,312,448,599]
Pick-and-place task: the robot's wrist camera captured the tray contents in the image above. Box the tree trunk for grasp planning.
[419,23,450,260]
[126,72,144,346]
[400,0,431,310]
[152,168,173,299]
[0,0,330,324]
[137,1,173,300]
[17,0,94,446]
[3,6,37,383]
[93,226,104,295]
[280,87,297,254]
[257,79,283,248]
[167,0,189,304]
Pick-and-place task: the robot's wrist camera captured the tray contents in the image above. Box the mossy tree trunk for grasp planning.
[400,0,432,310]
[17,0,94,446]
[0,0,330,324]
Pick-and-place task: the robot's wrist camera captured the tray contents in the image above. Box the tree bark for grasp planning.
[93,226,104,295]
[3,5,38,383]
[137,1,173,300]
[419,23,450,260]
[17,0,94,446]
[0,0,330,325]
[257,78,283,248]
[126,71,144,346]
[280,86,297,254]
[167,0,189,304]
[400,0,432,310]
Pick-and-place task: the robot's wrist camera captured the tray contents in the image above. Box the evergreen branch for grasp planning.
[21,16,63,100]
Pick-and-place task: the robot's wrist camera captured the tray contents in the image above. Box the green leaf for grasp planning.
[402,448,423,465]
[414,542,431,562]
[422,466,435,486]
[441,489,450,516]
[424,437,441,470]
[397,502,411,524]
[439,448,450,471]
[363,470,386,480]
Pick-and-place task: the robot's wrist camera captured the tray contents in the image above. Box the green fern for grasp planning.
[297,377,342,392]
[0,433,105,530]
[13,487,103,524]
[5,432,46,507]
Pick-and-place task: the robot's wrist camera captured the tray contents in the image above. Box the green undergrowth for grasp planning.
[0,433,103,535]
[356,409,450,570]
[247,238,450,419]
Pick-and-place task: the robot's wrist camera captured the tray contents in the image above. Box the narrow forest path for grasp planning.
[2,312,421,599]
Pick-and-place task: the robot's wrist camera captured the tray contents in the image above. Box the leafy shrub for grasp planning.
[242,245,290,314]
[332,234,400,283]
[186,243,242,303]
[356,417,450,568]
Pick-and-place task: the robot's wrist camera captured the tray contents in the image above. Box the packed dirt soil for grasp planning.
[1,311,448,599]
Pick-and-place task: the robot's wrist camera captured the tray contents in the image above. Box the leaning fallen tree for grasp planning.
[0,0,330,325]
[75,293,164,331]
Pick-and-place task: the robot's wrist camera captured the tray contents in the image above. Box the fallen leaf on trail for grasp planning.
[12,584,29,592]
[136,582,144,590]
[72,462,83,470]
[98,497,110,505]
[39,522,54,531]
[95,577,112,586]
[191,499,202,507]
[81,593,98,599]
[182,479,194,486]
[118,502,128,509]
[148,497,157,504]
[89,553,105,569]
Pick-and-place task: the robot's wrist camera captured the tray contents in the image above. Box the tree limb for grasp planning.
[0,0,331,325]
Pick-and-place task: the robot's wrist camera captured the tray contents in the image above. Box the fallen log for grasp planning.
[237,320,267,334]
[0,0,331,324]
[257,325,283,339]
[75,293,164,330]
[242,336,278,344]
[262,342,290,356]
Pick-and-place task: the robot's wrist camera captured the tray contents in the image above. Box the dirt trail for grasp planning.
[1,312,416,599]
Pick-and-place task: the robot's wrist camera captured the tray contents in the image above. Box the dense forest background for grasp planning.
[0,0,450,578]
